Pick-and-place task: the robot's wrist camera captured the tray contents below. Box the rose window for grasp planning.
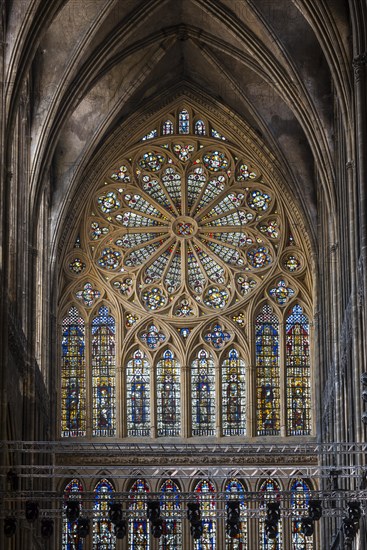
[87,142,284,316]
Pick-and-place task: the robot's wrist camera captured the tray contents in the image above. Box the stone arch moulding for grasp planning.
[58,96,314,443]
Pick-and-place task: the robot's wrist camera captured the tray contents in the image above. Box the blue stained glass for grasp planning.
[159,480,182,549]
[157,350,181,436]
[225,479,247,549]
[259,479,282,550]
[291,480,313,550]
[61,307,86,437]
[204,323,231,349]
[63,479,84,550]
[179,109,189,134]
[191,350,215,436]
[91,306,116,437]
[129,480,150,550]
[93,479,115,549]
[139,324,166,349]
[194,480,216,550]
[127,350,150,436]
[163,120,174,135]
[195,120,206,135]
[222,349,246,436]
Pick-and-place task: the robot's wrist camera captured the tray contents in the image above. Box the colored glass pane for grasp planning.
[91,306,116,437]
[93,479,115,549]
[139,324,166,349]
[256,305,280,435]
[203,150,229,172]
[61,307,86,437]
[163,120,174,135]
[156,350,181,436]
[173,143,195,162]
[194,480,216,550]
[204,323,231,349]
[259,479,282,550]
[195,120,206,135]
[76,282,100,307]
[98,191,120,214]
[291,480,313,550]
[62,479,84,550]
[191,350,215,436]
[179,109,189,134]
[222,349,246,436]
[225,479,247,549]
[129,479,150,550]
[211,128,225,140]
[139,151,165,172]
[286,305,311,436]
[142,129,157,141]
[247,190,271,212]
[159,480,182,549]
[269,280,295,305]
[126,350,150,436]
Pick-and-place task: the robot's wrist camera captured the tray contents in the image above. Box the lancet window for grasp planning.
[159,479,182,549]
[60,106,313,443]
[129,479,150,549]
[93,479,115,548]
[62,479,84,550]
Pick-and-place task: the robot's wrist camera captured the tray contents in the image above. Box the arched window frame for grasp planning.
[93,478,115,549]
[62,478,84,550]
[128,479,150,549]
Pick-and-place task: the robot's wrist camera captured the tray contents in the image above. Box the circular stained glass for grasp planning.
[90,144,285,316]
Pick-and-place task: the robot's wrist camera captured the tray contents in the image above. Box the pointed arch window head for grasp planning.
[126,350,151,437]
[93,479,115,549]
[61,307,86,437]
[91,306,116,437]
[179,109,190,134]
[256,305,280,436]
[159,480,182,549]
[63,479,83,550]
[291,479,313,549]
[191,349,216,436]
[286,305,311,436]
[157,350,181,437]
[129,479,150,549]
[222,349,246,436]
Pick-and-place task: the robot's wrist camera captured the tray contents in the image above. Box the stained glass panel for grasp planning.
[286,305,311,436]
[157,350,181,436]
[222,349,246,436]
[91,306,116,437]
[126,350,150,436]
[291,480,313,550]
[163,120,174,135]
[191,350,215,436]
[93,479,115,549]
[179,109,189,134]
[256,305,280,435]
[259,479,282,550]
[194,480,216,550]
[61,307,86,437]
[159,480,182,549]
[195,120,206,135]
[129,479,150,550]
[62,479,84,550]
[225,479,247,549]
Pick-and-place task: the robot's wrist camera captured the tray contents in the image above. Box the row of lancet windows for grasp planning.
[140,109,226,139]
[63,477,313,549]
[61,304,311,438]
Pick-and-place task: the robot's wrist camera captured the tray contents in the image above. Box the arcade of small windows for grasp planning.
[60,106,312,440]
[62,477,314,549]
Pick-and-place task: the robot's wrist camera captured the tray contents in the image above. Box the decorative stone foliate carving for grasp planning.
[353,52,367,82]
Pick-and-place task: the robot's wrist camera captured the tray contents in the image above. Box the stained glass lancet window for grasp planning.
[62,479,83,550]
[195,119,206,135]
[286,305,311,435]
[91,306,116,437]
[156,350,180,436]
[163,119,174,135]
[93,479,115,549]
[126,350,151,436]
[255,305,280,435]
[191,349,216,436]
[179,109,189,134]
[259,479,282,550]
[129,479,150,549]
[222,349,246,436]
[290,479,313,550]
[194,480,216,550]
[61,307,86,437]
[225,479,248,549]
[159,479,182,549]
